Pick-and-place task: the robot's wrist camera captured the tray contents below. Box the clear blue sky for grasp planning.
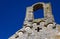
[0,0,60,39]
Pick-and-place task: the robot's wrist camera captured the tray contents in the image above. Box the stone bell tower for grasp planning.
[9,2,60,39]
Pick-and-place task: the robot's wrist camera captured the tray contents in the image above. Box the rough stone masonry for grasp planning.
[9,2,60,39]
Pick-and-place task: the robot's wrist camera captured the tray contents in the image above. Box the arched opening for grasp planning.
[33,4,44,19]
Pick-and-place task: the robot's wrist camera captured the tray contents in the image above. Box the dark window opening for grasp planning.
[33,4,44,19]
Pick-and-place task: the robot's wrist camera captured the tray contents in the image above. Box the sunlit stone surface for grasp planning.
[9,2,60,39]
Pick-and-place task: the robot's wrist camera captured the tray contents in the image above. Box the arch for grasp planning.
[33,4,43,11]
[32,3,44,19]
[25,2,54,21]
